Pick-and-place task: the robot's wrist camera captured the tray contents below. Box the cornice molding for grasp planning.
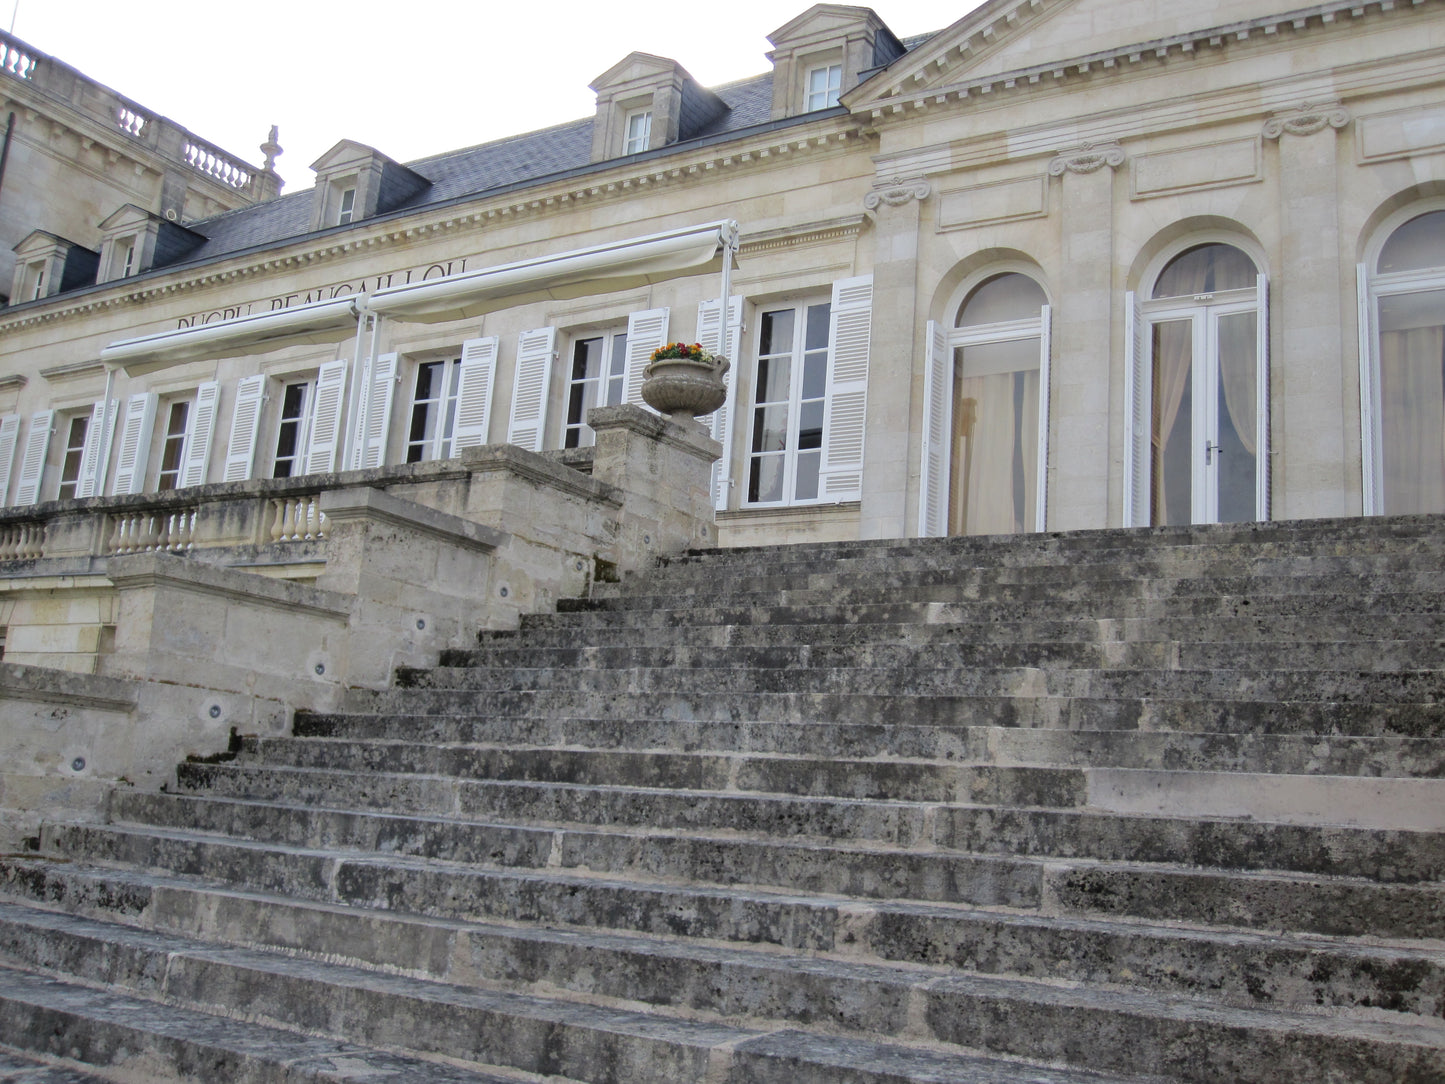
[739,214,869,254]
[859,0,1414,127]
[0,373,27,391]
[863,178,931,209]
[38,360,104,381]
[1048,142,1126,176]
[0,123,871,337]
[1262,101,1351,139]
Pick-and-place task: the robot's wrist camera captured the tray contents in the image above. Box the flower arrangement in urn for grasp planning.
[641,341,730,421]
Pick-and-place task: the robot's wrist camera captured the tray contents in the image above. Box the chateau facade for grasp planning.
[2,0,1444,549]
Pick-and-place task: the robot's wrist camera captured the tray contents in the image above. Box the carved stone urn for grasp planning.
[640,354,730,422]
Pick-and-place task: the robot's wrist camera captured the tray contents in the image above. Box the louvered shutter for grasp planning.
[111,392,157,495]
[1255,275,1270,521]
[177,381,220,488]
[918,319,952,537]
[449,337,499,456]
[75,399,115,499]
[1357,263,1380,515]
[818,275,872,502]
[623,307,670,407]
[303,360,348,474]
[1122,291,1150,527]
[223,374,267,482]
[507,327,557,452]
[1035,304,1053,532]
[697,296,743,510]
[13,410,53,506]
[0,413,20,506]
[355,352,398,469]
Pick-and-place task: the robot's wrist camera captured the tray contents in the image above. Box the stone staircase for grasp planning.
[2,516,1445,1082]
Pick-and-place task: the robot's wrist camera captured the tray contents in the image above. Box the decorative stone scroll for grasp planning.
[1262,103,1350,140]
[864,178,932,210]
[1048,142,1126,176]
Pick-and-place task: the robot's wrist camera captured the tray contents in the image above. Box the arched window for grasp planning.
[1124,241,1269,526]
[920,271,1051,536]
[1360,209,1445,515]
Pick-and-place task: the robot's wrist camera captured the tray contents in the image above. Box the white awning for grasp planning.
[366,220,738,324]
[100,296,362,376]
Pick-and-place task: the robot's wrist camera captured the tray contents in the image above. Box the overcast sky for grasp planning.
[12,1,981,193]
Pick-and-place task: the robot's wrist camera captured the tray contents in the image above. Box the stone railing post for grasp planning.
[586,404,721,571]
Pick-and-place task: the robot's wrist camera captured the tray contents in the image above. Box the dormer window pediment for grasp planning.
[766,3,904,119]
[589,52,727,162]
[308,140,430,231]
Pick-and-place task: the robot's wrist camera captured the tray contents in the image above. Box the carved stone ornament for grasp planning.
[640,355,731,422]
[863,178,932,210]
[1047,142,1126,176]
[1262,103,1350,140]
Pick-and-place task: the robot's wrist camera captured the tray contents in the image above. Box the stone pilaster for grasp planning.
[1049,144,1123,529]
[858,177,928,539]
[1266,105,1351,518]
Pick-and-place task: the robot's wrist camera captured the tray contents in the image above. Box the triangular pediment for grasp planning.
[590,53,686,94]
[848,0,1327,110]
[97,204,159,233]
[310,140,390,175]
[768,4,881,49]
[12,230,74,257]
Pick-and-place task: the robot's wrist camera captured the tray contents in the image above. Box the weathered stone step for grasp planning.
[658,514,1445,572]
[391,661,1445,707]
[5,863,1444,1051]
[34,821,1445,941]
[337,685,1445,739]
[0,963,523,1083]
[162,767,1445,879]
[5,871,1445,1084]
[213,739,1088,806]
[292,714,1445,778]
[0,1048,116,1083]
[485,610,1445,651]
[599,548,1445,599]
[525,589,1445,631]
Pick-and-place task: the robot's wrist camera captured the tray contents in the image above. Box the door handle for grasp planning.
[1205,441,1221,465]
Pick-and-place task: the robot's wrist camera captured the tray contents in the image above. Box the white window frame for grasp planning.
[154,397,191,491]
[563,327,630,449]
[406,355,464,463]
[271,378,314,478]
[336,187,357,225]
[623,109,652,155]
[805,63,842,111]
[1124,237,1270,527]
[744,296,832,507]
[1358,200,1445,516]
[55,411,91,501]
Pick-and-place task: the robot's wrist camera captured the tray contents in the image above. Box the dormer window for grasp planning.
[336,187,356,225]
[624,110,653,155]
[308,141,430,232]
[21,260,44,301]
[118,239,136,277]
[805,63,842,110]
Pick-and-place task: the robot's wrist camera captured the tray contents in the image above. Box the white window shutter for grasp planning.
[178,381,221,489]
[818,275,873,503]
[355,352,398,469]
[75,399,116,499]
[918,319,952,537]
[111,392,157,495]
[1255,275,1270,522]
[1122,291,1150,527]
[1357,262,1380,516]
[0,413,20,506]
[1035,303,1053,533]
[13,410,54,506]
[223,374,267,482]
[449,336,499,456]
[623,306,670,407]
[507,326,557,452]
[304,360,349,474]
[698,296,743,510]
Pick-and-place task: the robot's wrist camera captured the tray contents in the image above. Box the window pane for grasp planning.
[752,405,790,453]
[798,401,824,451]
[959,337,1041,379]
[801,353,827,400]
[1150,320,1193,526]
[748,454,786,503]
[794,450,821,501]
[957,273,1047,326]
[951,365,1039,536]
[58,415,88,499]
[758,309,794,358]
[1378,211,1445,274]
[1378,289,1445,514]
[1216,311,1258,523]
[805,303,831,351]
[755,356,791,404]
[1152,244,1256,299]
